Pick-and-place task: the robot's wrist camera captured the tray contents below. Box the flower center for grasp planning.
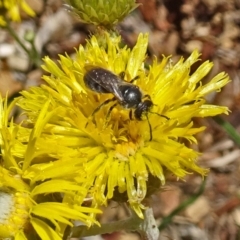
[114,140,142,161]
[0,191,31,237]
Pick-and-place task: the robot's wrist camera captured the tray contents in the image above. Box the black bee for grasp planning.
[84,67,168,140]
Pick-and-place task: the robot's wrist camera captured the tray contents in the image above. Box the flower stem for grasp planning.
[4,18,41,67]
[67,208,159,239]
[213,116,240,146]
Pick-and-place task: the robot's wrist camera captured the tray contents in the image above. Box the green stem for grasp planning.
[213,116,240,146]
[70,216,142,237]
[5,18,41,67]
[66,208,159,239]
[5,19,31,56]
[29,38,42,67]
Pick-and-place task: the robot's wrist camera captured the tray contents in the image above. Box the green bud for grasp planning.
[65,0,139,27]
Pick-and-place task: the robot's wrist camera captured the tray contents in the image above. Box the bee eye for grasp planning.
[134,100,152,120]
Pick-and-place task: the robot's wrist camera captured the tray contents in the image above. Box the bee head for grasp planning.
[134,99,153,120]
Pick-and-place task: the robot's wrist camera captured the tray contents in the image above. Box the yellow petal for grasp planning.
[31,218,62,240]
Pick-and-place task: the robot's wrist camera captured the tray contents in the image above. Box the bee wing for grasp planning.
[109,81,125,102]
[85,66,125,102]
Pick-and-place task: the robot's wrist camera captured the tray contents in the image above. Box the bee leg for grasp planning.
[129,109,134,120]
[119,71,139,83]
[119,71,125,79]
[103,102,118,127]
[85,97,116,127]
[129,107,153,140]
[143,94,151,100]
[129,76,139,83]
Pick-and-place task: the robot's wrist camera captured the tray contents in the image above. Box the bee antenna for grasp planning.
[146,112,169,141]
[146,114,152,141]
[149,111,169,120]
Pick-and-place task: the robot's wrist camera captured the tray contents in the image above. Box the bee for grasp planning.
[83,67,168,140]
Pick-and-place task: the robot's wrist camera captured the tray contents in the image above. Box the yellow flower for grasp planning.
[0,0,35,25]
[17,33,230,218]
[0,98,101,239]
